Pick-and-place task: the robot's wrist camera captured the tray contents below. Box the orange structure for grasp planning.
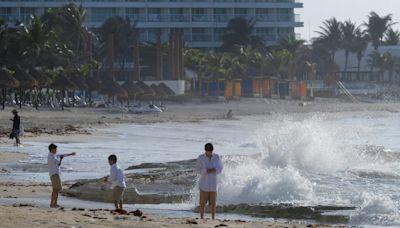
[225,80,233,97]
[233,79,242,97]
[252,79,261,97]
[262,79,270,97]
[300,80,307,98]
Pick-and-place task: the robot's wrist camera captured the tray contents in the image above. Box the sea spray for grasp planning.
[350,192,400,226]
[218,155,314,205]
[256,115,357,173]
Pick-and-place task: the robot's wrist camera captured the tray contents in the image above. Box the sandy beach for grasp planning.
[1,98,400,227]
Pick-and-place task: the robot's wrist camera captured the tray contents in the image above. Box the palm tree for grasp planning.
[99,16,133,73]
[0,19,9,67]
[384,28,400,45]
[58,3,90,65]
[315,18,343,61]
[367,50,385,81]
[221,17,263,51]
[383,52,397,82]
[277,34,305,54]
[365,12,395,50]
[352,29,368,79]
[20,15,48,67]
[340,20,358,79]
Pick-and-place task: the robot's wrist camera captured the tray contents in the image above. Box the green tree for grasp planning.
[277,34,305,54]
[384,28,400,45]
[221,17,263,51]
[315,18,343,61]
[341,20,358,78]
[365,11,395,49]
[352,29,368,79]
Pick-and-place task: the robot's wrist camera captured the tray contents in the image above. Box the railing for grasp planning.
[169,13,191,22]
[192,34,212,42]
[192,14,212,22]
[9,0,302,2]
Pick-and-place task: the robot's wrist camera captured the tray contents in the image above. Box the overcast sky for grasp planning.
[295,0,400,42]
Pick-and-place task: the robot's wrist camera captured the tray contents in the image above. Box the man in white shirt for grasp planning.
[105,154,126,210]
[196,143,223,220]
[47,143,76,208]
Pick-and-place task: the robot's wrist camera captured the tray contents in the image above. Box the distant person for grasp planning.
[104,154,126,211]
[196,143,223,220]
[47,143,76,208]
[226,109,233,119]
[10,109,20,145]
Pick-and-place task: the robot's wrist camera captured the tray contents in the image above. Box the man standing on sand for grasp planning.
[10,109,20,145]
[47,143,76,208]
[196,143,223,220]
[105,154,126,211]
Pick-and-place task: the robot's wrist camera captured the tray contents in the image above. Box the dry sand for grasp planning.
[1,98,398,227]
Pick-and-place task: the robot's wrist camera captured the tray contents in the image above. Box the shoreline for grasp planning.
[2,98,400,227]
[1,98,400,144]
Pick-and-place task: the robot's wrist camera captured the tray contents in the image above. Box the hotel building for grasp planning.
[0,0,303,49]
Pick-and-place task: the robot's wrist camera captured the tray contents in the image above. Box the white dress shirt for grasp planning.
[109,163,126,188]
[48,152,61,177]
[196,153,223,192]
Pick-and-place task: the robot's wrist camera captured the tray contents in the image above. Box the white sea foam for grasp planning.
[350,192,400,226]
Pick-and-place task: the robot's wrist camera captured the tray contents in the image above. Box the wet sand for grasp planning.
[1,98,399,227]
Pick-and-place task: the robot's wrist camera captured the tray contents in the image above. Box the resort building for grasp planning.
[0,0,303,49]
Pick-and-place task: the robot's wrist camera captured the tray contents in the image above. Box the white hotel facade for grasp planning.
[0,0,303,49]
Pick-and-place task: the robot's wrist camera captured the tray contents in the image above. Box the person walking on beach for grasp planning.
[104,154,126,211]
[10,109,20,145]
[196,143,223,220]
[47,143,76,208]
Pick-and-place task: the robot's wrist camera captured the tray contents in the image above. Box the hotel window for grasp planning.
[214,8,229,22]
[126,8,142,22]
[20,7,36,23]
[256,28,276,41]
[0,8,12,21]
[256,8,276,22]
[277,28,293,39]
[277,8,292,22]
[148,8,162,22]
[234,8,247,19]
[90,8,117,23]
[192,28,210,42]
[213,28,225,41]
[192,8,208,22]
[170,8,188,22]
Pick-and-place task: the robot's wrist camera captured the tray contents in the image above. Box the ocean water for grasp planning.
[2,111,400,225]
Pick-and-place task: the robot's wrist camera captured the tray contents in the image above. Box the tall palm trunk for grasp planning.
[156,31,163,80]
[133,33,140,81]
[2,87,6,110]
[343,50,349,80]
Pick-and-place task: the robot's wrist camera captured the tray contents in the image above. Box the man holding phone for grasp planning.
[196,143,223,220]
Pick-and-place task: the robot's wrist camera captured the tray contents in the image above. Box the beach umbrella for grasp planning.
[159,83,175,96]
[99,80,128,109]
[136,81,155,96]
[52,74,78,110]
[52,75,78,90]
[14,65,38,88]
[0,69,20,88]
[86,76,101,91]
[68,72,88,90]
[0,69,20,110]
[29,67,53,109]
[121,81,144,107]
[99,80,127,98]
[29,67,52,87]
[150,84,168,98]
[13,65,38,108]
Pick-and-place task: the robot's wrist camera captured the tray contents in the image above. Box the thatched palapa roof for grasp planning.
[14,65,38,88]
[0,69,20,88]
